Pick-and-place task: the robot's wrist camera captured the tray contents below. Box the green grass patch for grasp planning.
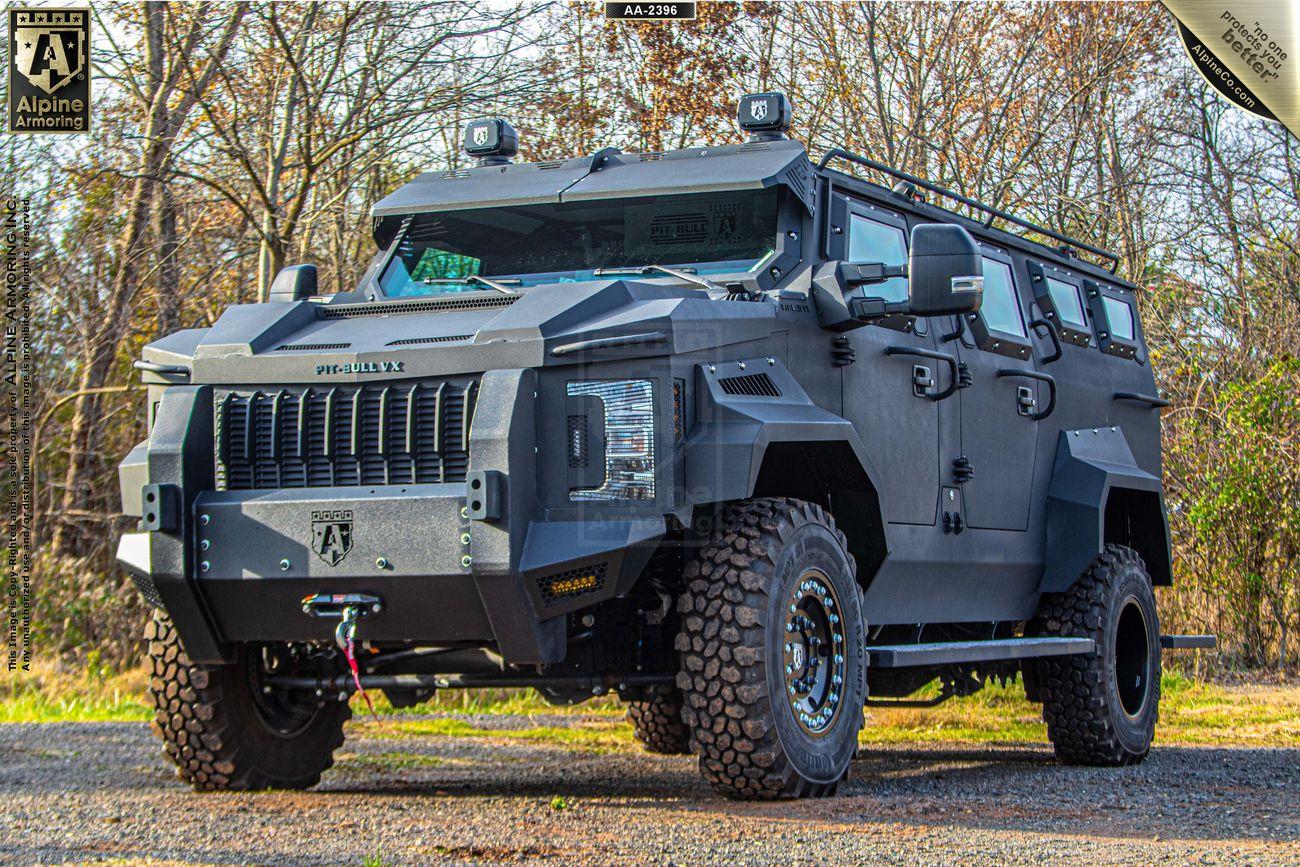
[374,716,635,753]
[0,663,151,723]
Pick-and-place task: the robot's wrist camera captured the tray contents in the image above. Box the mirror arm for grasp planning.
[839,262,908,287]
[848,296,911,319]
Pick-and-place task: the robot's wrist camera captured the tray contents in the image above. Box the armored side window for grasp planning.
[1084,280,1143,362]
[964,248,1032,360]
[978,258,1026,337]
[846,214,908,303]
[1026,261,1092,347]
[1047,277,1087,328]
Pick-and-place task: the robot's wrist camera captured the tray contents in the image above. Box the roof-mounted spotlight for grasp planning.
[737,92,792,142]
[463,118,518,166]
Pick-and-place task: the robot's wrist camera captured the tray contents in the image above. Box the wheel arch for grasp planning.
[1040,428,1172,594]
[750,440,888,590]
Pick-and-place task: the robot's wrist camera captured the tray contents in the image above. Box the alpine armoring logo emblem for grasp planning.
[749,99,769,122]
[311,509,353,566]
[472,125,488,146]
[8,8,91,134]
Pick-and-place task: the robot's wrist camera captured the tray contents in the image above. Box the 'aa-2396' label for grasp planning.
[605,3,696,21]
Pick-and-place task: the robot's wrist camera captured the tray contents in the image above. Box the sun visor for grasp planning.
[561,140,814,212]
[370,155,594,218]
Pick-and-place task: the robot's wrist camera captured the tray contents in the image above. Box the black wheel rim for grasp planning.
[1114,596,1152,718]
[247,646,323,737]
[781,569,846,736]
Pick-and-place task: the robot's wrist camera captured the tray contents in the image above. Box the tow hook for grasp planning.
[301,593,384,720]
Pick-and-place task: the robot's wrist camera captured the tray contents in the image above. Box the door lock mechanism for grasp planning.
[912,365,933,397]
[1017,385,1036,415]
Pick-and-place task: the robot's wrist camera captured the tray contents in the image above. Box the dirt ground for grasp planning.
[1,712,1297,866]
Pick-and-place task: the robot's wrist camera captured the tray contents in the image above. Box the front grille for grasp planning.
[214,379,477,490]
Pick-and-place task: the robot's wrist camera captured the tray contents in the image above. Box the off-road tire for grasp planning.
[675,498,867,799]
[1027,544,1161,766]
[626,686,691,754]
[146,612,350,790]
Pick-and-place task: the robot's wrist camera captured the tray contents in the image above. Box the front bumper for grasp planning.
[117,369,665,665]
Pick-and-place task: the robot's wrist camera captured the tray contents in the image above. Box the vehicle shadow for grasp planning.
[326,740,1300,844]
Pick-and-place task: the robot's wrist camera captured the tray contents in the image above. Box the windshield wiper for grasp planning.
[420,275,521,294]
[593,264,722,292]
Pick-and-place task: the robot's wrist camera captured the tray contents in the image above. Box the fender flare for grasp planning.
[683,359,885,503]
[1040,428,1173,594]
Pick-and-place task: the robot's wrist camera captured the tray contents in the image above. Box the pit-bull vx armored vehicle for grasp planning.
[119,93,1212,799]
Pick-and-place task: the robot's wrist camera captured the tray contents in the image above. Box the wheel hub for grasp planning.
[782,570,846,735]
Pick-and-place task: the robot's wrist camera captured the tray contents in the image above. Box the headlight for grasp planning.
[566,379,655,501]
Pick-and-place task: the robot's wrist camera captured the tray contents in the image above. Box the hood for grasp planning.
[143,280,779,386]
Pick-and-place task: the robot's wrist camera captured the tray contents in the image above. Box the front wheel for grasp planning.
[146,612,350,790]
[676,498,867,799]
[1027,544,1161,766]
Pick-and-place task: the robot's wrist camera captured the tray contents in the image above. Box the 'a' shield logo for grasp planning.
[749,99,769,121]
[311,510,353,566]
[472,125,488,146]
[13,17,84,94]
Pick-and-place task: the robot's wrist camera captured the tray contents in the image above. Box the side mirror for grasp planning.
[268,264,318,303]
[906,224,983,316]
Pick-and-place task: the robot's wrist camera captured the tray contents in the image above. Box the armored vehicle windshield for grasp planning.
[379,187,779,296]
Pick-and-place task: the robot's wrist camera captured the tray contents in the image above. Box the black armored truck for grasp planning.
[118,93,1211,799]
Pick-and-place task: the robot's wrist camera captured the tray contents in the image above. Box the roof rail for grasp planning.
[817,148,1120,273]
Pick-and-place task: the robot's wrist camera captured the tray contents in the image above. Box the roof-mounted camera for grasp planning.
[463,118,518,166]
[736,92,791,142]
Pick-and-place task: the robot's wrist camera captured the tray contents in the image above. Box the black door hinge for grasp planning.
[957,362,972,388]
[952,456,974,484]
[942,511,965,534]
[831,336,856,367]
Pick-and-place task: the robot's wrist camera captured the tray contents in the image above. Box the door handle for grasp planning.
[1029,317,1062,364]
[1114,391,1170,409]
[996,369,1056,420]
[886,346,961,401]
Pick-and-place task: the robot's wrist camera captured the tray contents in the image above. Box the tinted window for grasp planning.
[380,189,779,296]
[979,258,1025,337]
[1102,296,1135,340]
[847,214,907,303]
[1046,277,1086,327]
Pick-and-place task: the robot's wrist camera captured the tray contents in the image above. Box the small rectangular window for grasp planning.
[1046,277,1086,328]
[979,258,1026,337]
[847,214,907,303]
[1102,296,1134,340]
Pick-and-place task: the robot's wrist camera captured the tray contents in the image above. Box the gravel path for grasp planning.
[1,716,1297,865]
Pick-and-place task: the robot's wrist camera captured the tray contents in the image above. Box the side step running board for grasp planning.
[868,637,1094,668]
[1160,634,1217,650]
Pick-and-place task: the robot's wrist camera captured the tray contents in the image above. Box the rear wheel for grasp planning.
[676,498,867,799]
[626,686,691,754]
[1027,544,1161,765]
[146,612,350,790]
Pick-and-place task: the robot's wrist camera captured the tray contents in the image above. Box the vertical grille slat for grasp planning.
[214,378,477,491]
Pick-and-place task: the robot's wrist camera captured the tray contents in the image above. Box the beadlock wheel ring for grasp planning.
[781,568,846,736]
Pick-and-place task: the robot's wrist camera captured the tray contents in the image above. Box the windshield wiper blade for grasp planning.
[593,264,721,292]
[420,275,521,294]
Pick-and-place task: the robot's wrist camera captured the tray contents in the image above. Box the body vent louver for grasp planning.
[274,342,352,351]
[385,334,474,347]
[321,296,517,319]
[718,372,781,397]
[214,379,477,490]
[536,160,566,170]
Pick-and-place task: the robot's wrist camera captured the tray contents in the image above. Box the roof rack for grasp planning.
[817,148,1120,273]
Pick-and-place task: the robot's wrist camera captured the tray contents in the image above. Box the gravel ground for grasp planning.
[1,715,1297,866]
